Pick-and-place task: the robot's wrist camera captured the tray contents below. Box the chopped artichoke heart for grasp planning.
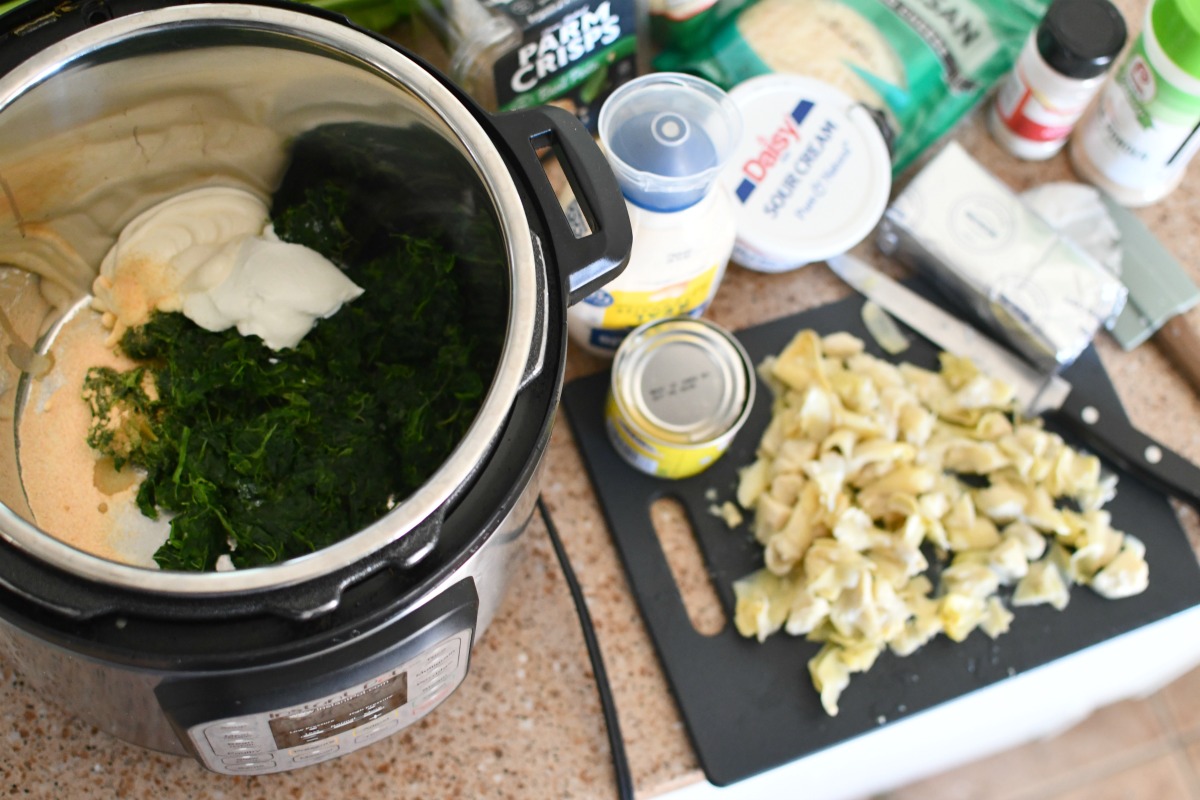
[724,329,1147,717]
[737,458,770,508]
[980,596,1015,638]
[822,331,866,360]
[733,570,791,642]
[710,501,744,529]
[1013,558,1070,610]
[940,592,987,642]
[988,535,1032,584]
[861,300,911,355]
[1090,544,1149,599]
[809,644,853,717]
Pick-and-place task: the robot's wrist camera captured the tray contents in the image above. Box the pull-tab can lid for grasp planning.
[599,72,743,212]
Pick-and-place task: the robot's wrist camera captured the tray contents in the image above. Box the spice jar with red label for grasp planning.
[989,0,1127,161]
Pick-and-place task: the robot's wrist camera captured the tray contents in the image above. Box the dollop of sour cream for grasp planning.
[92,186,363,350]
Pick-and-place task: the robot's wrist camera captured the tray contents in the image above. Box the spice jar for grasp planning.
[1069,0,1200,205]
[989,0,1127,161]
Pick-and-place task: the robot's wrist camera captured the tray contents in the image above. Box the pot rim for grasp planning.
[0,2,540,598]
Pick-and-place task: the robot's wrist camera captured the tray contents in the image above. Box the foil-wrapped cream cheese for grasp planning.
[877,141,1127,371]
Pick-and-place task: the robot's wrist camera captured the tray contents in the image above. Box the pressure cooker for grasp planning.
[0,0,630,774]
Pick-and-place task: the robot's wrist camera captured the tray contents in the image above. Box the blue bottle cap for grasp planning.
[599,73,742,212]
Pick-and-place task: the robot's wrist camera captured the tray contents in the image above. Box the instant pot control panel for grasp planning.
[156,580,478,775]
[189,629,470,774]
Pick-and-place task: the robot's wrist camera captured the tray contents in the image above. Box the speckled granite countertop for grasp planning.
[4,0,1200,795]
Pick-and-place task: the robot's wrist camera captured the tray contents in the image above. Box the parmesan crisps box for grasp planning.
[418,0,640,132]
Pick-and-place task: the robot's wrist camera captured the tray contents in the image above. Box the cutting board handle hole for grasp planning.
[651,496,727,637]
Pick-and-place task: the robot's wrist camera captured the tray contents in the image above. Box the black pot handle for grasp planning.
[491,106,631,306]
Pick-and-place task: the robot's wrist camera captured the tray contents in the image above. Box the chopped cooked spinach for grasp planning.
[83,174,499,572]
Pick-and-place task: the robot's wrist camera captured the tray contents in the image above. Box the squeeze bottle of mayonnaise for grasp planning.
[566,72,743,357]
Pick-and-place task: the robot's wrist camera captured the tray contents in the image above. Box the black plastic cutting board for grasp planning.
[562,291,1200,788]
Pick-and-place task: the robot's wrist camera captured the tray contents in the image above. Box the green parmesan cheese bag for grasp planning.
[648,0,751,51]
[654,0,1050,171]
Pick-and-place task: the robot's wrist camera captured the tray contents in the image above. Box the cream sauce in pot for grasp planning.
[16,304,169,567]
[13,185,369,568]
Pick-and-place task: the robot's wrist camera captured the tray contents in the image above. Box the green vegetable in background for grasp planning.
[0,0,414,32]
[304,0,415,33]
[84,166,497,571]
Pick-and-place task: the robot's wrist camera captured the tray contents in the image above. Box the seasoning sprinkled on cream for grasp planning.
[93,186,363,350]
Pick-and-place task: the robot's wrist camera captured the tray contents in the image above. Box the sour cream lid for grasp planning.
[722,74,892,273]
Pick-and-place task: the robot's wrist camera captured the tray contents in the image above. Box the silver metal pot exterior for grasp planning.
[0,0,631,771]
[0,450,545,756]
[0,3,542,596]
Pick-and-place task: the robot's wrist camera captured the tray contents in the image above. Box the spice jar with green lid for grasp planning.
[1069,0,1200,205]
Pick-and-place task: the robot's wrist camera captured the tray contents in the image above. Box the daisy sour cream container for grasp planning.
[723,74,893,273]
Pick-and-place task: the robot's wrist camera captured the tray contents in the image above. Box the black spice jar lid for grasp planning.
[1037,0,1129,79]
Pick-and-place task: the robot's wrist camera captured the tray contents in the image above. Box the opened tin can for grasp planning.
[605,316,755,479]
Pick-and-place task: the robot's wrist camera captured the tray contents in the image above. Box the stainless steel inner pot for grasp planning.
[0,2,624,599]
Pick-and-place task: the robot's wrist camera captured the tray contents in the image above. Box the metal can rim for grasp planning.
[609,316,755,448]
